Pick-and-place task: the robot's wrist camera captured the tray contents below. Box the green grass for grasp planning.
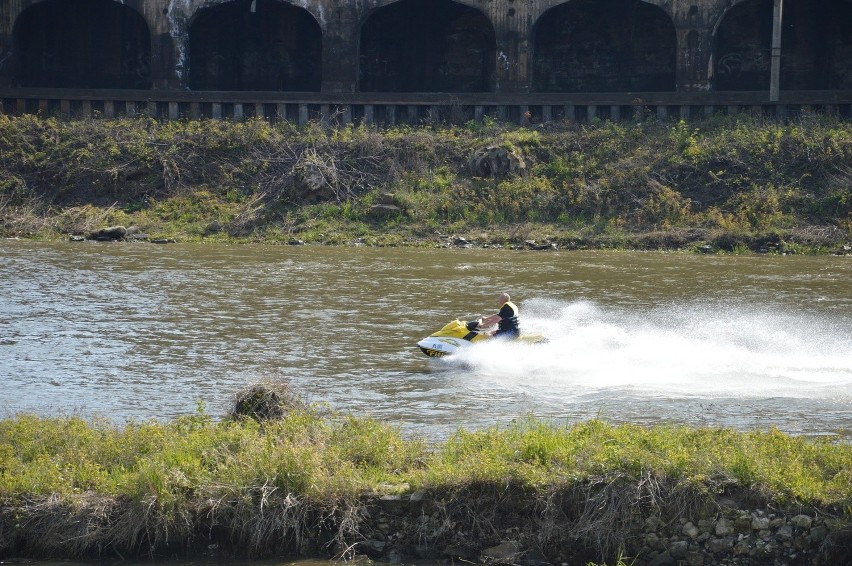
[1,411,848,511]
[0,406,849,560]
[1,114,850,252]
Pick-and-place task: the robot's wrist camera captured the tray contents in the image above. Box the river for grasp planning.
[1,240,850,441]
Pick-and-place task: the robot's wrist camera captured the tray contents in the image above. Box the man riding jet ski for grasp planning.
[480,292,520,338]
[416,292,542,357]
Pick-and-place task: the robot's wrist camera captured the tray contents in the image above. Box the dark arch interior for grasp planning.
[715,0,852,91]
[188,0,322,91]
[532,0,676,92]
[359,0,496,93]
[13,0,151,89]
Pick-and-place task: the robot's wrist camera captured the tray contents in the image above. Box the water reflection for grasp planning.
[1,240,850,440]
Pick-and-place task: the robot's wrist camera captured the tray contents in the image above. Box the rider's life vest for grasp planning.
[496,301,520,336]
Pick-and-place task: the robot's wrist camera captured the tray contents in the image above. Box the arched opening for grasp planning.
[13,0,151,89]
[714,0,852,91]
[714,0,775,90]
[188,0,322,91]
[532,0,676,92]
[359,0,496,93]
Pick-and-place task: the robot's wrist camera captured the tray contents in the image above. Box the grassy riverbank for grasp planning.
[1,383,850,563]
[1,113,850,253]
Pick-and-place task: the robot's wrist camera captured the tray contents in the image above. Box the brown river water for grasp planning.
[1,240,851,440]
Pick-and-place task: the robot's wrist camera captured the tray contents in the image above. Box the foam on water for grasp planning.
[444,298,852,402]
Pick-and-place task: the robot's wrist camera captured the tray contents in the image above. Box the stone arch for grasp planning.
[359,0,496,93]
[531,0,676,92]
[714,0,852,91]
[12,0,151,89]
[187,0,322,91]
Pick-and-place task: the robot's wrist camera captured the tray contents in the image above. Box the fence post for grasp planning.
[587,105,597,121]
[610,105,620,121]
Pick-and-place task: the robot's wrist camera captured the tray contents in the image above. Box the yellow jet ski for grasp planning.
[416,319,545,357]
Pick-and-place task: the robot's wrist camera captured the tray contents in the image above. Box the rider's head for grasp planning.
[498,292,510,306]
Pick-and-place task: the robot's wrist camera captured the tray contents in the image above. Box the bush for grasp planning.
[230,378,306,421]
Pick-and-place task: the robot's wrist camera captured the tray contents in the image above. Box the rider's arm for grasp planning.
[480,313,501,328]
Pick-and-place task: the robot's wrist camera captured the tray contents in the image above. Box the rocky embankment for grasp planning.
[344,491,849,566]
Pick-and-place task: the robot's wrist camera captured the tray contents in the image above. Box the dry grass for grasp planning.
[229,378,307,422]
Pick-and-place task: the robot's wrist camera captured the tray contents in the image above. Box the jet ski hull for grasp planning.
[417,336,472,357]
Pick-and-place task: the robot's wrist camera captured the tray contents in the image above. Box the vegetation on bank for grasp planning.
[0,112,850,253]
[1,382,850,560]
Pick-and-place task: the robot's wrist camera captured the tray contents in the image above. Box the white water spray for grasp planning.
[446,298,852,402]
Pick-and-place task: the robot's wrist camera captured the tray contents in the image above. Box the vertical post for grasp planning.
[610,105,620,121]
[429,105,439,124]
[770,0,783,102]
[519,104,529,126]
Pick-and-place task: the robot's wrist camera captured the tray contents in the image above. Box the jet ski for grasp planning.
[416,319,545,357]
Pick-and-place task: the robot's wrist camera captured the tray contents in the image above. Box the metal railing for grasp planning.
[2,88,851,124]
